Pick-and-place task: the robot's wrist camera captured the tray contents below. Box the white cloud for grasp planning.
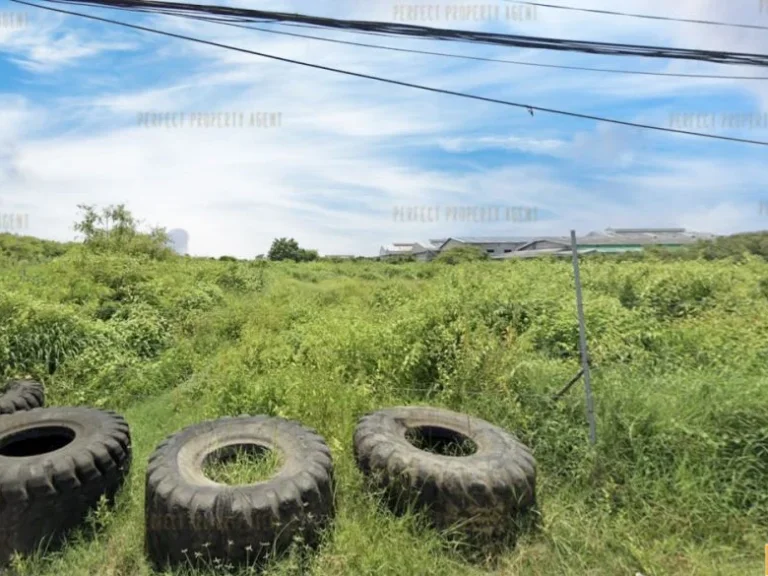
[0,9,138,72]
[438,134,565,154]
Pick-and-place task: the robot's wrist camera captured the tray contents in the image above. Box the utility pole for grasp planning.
[570,230,596,446]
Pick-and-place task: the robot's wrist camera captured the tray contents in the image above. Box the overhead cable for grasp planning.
[13,0,768,147]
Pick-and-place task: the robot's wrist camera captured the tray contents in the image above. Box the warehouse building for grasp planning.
[379,228,715,261]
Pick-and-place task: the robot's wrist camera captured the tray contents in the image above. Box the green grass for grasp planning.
[202,445,284,485]
[1,240,766,575]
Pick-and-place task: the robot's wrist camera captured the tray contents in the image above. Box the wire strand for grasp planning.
[507,1,768,31]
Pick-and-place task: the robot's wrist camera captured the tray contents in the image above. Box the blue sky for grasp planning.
[1,0,768,257]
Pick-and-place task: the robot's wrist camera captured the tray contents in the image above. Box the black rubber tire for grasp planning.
[353,406,536,538]
[0,407,132,566]
[0,379,45,415]
[144,415,334,570]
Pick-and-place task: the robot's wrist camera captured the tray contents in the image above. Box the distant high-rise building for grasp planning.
[167,228,189,255]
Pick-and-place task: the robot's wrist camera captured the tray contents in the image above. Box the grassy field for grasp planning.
[0,235,766,575]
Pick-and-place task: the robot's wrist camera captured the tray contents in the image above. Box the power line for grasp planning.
[508,1,768,31]
[162,13,768,82]
[38,0,761,81]
[13,0,768,148]
[28,0,768,68]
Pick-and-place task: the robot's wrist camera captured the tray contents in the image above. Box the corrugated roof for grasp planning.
[381,241,438,255]
[447,236,537,244]
[606,227,686,234]
[576,234,705,246]
[523,233,711,246]
[380,244,414,253]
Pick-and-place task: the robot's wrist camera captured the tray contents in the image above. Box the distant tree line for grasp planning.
[5,204,768,266]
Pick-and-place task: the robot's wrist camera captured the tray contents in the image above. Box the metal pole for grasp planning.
[570,230,596,446]
[553,368,584,401]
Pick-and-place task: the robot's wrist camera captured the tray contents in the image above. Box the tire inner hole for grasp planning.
[405,426,477,457]
[0,426,76,457]
[202,443,283,485]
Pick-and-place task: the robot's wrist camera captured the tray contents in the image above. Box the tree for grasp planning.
[268,238,318,262]
[268,238,300,261]
[74,204,138,244]
[73,204,171,259]
[298,248,319,262]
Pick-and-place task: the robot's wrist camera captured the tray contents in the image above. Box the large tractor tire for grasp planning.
[0,379,45,415]
[0,407,132,566]
[354,406,536,538]
[145,415,334,569]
